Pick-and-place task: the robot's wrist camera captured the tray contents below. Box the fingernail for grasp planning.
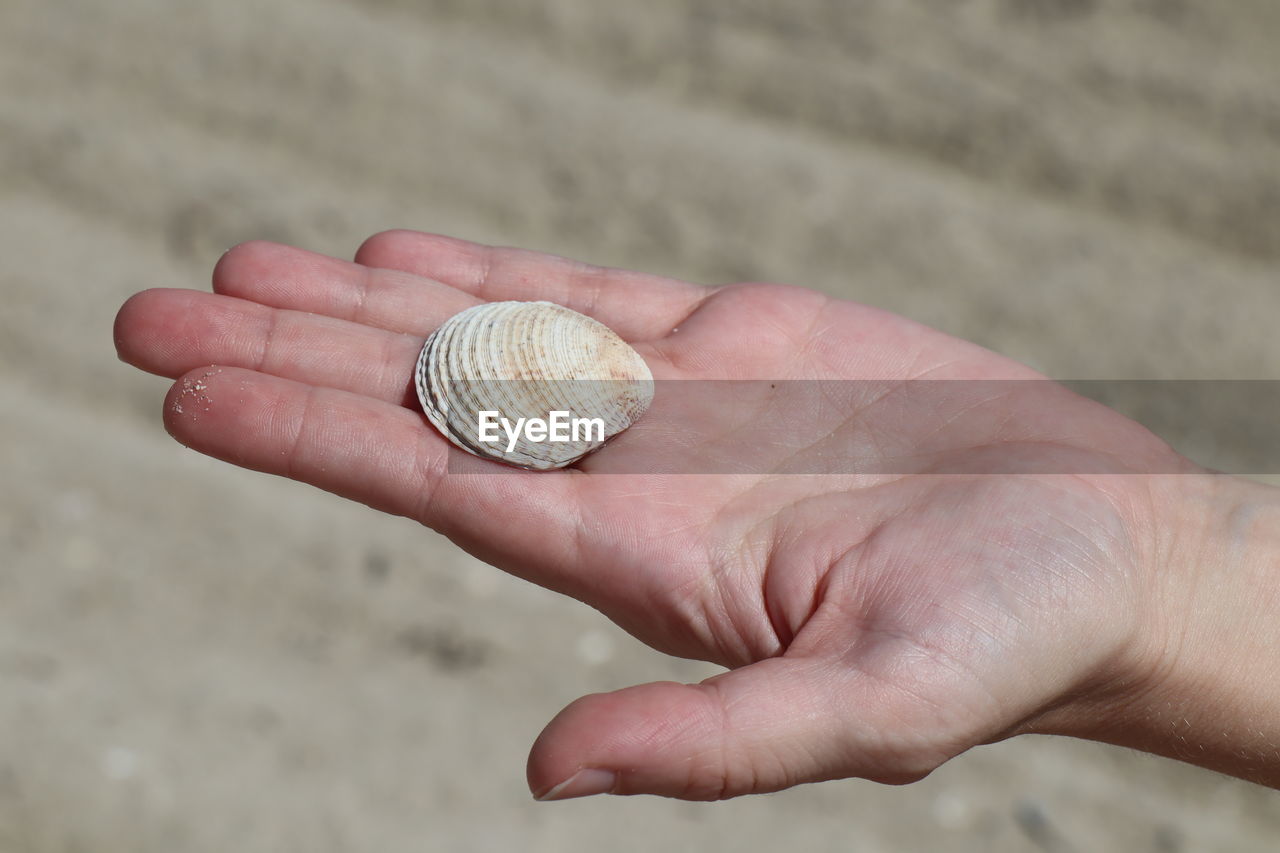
[534,768,617,801]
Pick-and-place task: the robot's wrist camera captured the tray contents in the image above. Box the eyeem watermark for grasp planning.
[477,410,606,453]
[450,380,1280,475]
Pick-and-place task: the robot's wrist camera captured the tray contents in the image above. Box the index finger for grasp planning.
[355,231,711,341]
[162,364,606,599]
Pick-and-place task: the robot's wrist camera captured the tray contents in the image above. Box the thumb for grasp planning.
[527,657,951,801]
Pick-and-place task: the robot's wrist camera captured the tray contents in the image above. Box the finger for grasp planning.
[116,288,676,405]
[355,230,710,341]
[162,365,588,584]
[116,289,425,404]
[212,241,481,336]
[527,657,959,801]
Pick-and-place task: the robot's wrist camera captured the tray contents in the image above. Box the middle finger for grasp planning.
[117,288,430,406]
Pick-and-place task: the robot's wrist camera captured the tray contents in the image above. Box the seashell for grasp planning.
[415,301,654,470]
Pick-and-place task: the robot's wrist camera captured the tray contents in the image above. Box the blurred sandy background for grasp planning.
[3,0,1279,850]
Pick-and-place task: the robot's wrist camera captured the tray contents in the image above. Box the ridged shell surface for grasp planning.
[415,301,654,469]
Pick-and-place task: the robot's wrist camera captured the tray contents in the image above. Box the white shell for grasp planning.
[415,301,654,469]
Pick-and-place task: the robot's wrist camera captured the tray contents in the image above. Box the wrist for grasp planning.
[1063,474,1280,785]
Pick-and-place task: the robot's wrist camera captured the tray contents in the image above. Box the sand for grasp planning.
[2,0,1279,849]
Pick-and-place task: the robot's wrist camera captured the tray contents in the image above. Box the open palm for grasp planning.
[115,232,1181,800]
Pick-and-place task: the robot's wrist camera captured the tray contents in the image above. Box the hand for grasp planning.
[112,232,1267,798]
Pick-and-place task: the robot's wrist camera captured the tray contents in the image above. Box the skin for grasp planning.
[113,232,1280,799]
